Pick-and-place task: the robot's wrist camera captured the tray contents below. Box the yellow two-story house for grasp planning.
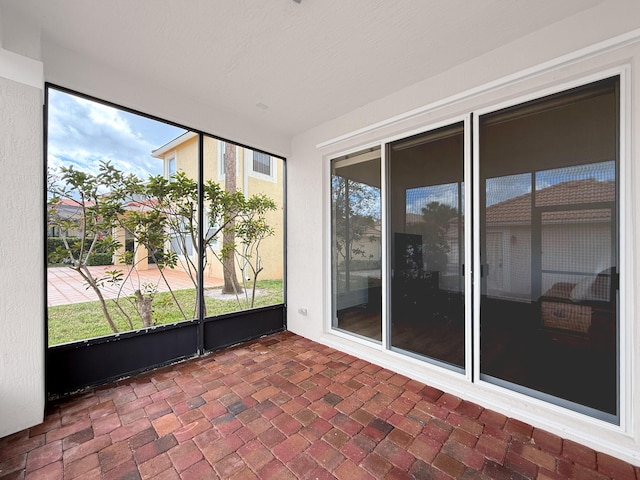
[150,132,284,283]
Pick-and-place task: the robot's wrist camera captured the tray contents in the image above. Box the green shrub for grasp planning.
[48,237,80,264]
[86,253,113,266]
[48,236,117,265]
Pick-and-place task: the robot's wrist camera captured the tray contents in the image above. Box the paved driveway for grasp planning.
[47,265,222,307]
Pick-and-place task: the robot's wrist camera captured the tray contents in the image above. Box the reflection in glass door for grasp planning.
[331,148,382,342]
[478,77,619,420]
[328,75,621,423]
[388,123,466,370]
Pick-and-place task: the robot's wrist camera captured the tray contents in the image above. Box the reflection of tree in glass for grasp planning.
[332,176,380,291]
[412,201,458,273]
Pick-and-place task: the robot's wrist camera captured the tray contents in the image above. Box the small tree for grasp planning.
[48,162,128,333]
[112,208,185,327]
[48,157,279,334]
[218,194,277,308]
[142,171,275,312]
[48,161,187,332]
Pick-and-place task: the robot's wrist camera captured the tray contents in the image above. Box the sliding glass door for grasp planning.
[478,77,619,420]
[388,123,466,370]
[329,75,620,422]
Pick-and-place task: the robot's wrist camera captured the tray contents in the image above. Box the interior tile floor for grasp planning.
[1,332,638,480]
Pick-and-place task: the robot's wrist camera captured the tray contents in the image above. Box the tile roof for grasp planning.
[486,179,614,225]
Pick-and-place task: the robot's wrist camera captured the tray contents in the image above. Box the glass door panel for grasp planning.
[478,77,619,420]
[388,123,465,370]
[331,148,382,342]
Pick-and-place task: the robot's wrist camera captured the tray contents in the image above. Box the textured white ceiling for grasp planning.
[1,0,602,137]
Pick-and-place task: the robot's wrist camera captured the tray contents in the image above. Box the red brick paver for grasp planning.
[1,332,639,479]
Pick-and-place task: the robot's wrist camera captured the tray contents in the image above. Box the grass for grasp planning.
[48,280,283,346]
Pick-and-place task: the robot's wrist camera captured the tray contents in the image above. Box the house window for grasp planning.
[329,75,620,423]
[166,155,176,179]
[218,141,226,178]
[253,151,271,176]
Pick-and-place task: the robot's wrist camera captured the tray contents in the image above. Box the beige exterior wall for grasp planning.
[173,134,200,180]
[156,136,284,283]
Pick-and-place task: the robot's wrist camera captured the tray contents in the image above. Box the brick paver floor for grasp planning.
[1,332,638,479]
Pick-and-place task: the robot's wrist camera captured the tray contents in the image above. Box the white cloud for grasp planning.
[47,89,185,181]
[406,183,460,214]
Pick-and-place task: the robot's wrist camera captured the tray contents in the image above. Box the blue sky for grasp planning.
[487,161,615,206]
[47,89,186,181]
[406,160,615,213]
[406,183,461,214]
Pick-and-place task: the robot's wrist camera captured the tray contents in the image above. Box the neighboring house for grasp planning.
[483,178,614,301]
[47,197,93,238]
[401,178,614,299]
[150,133,284,281]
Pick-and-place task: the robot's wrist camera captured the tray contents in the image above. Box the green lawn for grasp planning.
[48,280,283,346]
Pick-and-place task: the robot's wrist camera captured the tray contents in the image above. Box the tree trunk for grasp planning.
[222,142,244,294]
[135,290,153,327]
[77,265,120,333]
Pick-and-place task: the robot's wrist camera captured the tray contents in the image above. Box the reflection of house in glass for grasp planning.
[483,177,614,303]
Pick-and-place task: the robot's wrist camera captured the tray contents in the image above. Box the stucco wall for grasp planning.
[0,50,44,437]
[286,3,640,465]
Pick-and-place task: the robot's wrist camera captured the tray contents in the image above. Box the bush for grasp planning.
[48,237,65,256]
[86,253,113,266]
[48,236,116,266]
[48,237,80,264]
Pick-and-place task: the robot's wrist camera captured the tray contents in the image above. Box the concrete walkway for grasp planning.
[47,265,223,307]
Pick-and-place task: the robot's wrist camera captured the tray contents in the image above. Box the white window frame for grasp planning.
[217,140,226,180]
[165,154,176,179]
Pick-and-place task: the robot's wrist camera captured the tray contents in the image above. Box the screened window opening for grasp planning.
[47,87,285,346]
